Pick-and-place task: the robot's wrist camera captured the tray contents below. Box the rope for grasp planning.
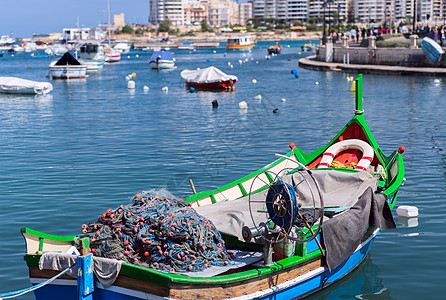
[79,192,232,272]
[0,263,76,299]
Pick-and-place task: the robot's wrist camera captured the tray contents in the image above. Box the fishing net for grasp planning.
[78,191,231,272]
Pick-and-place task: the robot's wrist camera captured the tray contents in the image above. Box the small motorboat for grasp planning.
[79,43,105,70]
[267,43,282,54]
[48,52,87,80]
[114,42,131,54]
[181,66,237,90]
[104,46,121,63]
[0,77,53,94]
[31,51,49,58]
[149,51,175,69]
[301,43,316,52]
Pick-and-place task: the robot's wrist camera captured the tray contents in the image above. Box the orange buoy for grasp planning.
[124,240,129,246]
[144,251,149,257]
[107,209,112,215]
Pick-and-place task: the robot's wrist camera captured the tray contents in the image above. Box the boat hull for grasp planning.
[149,60,175,69]
[49,65,87,79]
[26,229,379,300]
[226,43,255,50]
[185,80,237,89]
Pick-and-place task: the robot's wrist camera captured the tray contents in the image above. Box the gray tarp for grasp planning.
[196,169,395,271]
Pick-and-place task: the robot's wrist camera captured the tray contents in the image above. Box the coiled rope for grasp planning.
[0,263,76,299]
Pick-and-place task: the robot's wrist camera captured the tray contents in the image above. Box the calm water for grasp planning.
[0,41,445,299]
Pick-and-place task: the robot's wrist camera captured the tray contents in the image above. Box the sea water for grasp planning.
[0,41,445,299]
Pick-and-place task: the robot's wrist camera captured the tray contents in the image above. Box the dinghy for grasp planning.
[181,66,237,89]
[21,74,405,300]
[421,37,445,63]
[0,77,53,95]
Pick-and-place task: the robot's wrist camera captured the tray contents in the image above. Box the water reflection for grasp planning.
[307,256,393,300]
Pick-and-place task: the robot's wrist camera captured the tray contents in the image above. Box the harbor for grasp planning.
[0,38,445,299]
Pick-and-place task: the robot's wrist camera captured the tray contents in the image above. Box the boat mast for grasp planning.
[107,0,111,45]
[355,74,363,114]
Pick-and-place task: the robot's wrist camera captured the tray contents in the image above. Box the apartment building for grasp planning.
[149,0,185,26]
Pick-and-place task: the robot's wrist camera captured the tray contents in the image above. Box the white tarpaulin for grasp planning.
[180,66,237,83]
[0,77,53,95]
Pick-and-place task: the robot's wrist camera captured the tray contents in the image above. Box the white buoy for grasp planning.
[136,54,139,58]
[252,78,257,84]
[213,50,216,53]
[397,205,418,217]
[127,55,130,58]
[143,86,149,91]
[238,60,243,65]
[227,61,231,66]
[434,79,440,84]
[281,98,287,102]
[125,75,131,80]
[315,81,319,85]
[253,94,262,100]
[127,80,135,89]
[161,86,168,92]
[230,64,233,69]
[239,101,248,109]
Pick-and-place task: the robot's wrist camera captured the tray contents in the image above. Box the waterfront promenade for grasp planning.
[299,55,446,76]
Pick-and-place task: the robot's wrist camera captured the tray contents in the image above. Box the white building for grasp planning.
[150,0,185,26]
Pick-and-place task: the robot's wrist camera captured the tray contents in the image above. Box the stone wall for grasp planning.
[316,38,446,67]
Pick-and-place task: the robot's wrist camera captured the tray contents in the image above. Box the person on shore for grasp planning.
[430,27,439,42]
[356,27,359,42]
[440,26,444,47]
[350,28,356,42]
[361,28,366,41]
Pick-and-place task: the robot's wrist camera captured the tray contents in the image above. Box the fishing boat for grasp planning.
[48,52,87,80]
[226,35,256,50]
[149,51,176,69]
[20,74,405,300]
[79,43,105,70]
[0,77,53,94]
[181,66,237,89]
[267,43,282,54]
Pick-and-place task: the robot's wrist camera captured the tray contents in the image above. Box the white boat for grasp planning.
[79,43,105,70]
[149,51,175,69]
[104,46,121,62]
[0,35,15,45]
[114,42,130,54]
[48,52,87,79]
[0,77,53,95]
[226,35,256,50]
[45,45,68,56]
[421,37,445,63]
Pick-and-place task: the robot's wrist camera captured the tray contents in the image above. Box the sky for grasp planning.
[0,0,150,38]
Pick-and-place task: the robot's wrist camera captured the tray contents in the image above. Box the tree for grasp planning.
[158,21,170,32]
[201,19,210,32]
[121,25,134,34]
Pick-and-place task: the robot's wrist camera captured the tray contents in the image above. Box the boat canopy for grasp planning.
[55,52,82,66]
[180,66,238,83]
[0,77,53,94]
[150,51,173,62]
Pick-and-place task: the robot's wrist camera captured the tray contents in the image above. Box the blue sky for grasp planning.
[0,0,150,38]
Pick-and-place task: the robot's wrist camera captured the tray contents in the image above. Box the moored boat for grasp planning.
[48,52,87,80]
[149,51,176,69]
[114,42,131,54]
[421,37,445,63]
[0,77,53,94]
[20,75,405,300]
[180,66,237,89]
[79,43,105,70]
[267,42,282,54]
[226,35,256,50]
[104,46,121,63]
